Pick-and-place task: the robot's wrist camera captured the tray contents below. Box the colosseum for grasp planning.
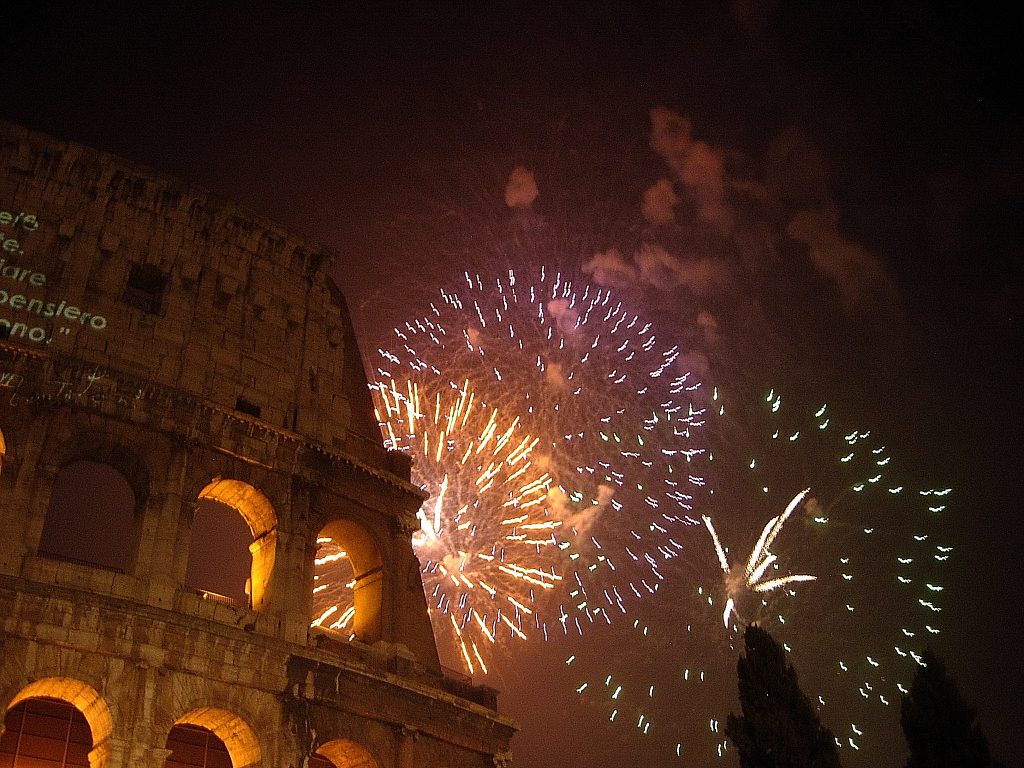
[0,121,515,767]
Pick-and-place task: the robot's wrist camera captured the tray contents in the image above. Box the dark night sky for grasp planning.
[3,3,1022,766]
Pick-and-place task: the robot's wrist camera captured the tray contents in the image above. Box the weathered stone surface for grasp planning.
[0,121,514,767]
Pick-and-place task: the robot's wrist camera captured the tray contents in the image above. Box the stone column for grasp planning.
[263,526,313,644]
[397,726,417,768]
[128,746,173,768]
[119,655,174,767]
[90,736,132,768]
[152,747,175,768]
[144,444,194,609]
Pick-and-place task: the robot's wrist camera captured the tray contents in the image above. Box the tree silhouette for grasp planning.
[725,624,841,768]
[901,649,1002,768]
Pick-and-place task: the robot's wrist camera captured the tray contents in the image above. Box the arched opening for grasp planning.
[164,724,232,768]
[0,428,6,475]
[184,499,253,607]
[311,536,357,636]
[37,460,136,571]
[312,738,381,768]
[185,479,277,611]
[1,678,112,767]
[313,519,384,644]
[0,697,93,766]
[167,708,259,768]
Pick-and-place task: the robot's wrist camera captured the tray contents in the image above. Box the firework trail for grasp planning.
[310,260,951,768]
[311,376,560,674]
[377,376,562,674]
[314,266,709,674]
[703,486,817,629]
[570,385,952,765]
[311,538,356,634]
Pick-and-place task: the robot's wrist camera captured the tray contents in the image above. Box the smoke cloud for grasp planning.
[678,349,712,380]
[582,248,637,287]
[505,165,539,208]
[544,361,568,390]
[644,110,900,321]
[583,244,731,297]
[546,297,580,334]
[547,484,616,537]
[634,243,732,296]
[696,310,721,347]
[764,127,832,212]
[641,178,680,225]
[787,208,899,313]
[649,107,734,233]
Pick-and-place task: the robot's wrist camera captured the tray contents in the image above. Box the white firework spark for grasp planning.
[702,488,817,628]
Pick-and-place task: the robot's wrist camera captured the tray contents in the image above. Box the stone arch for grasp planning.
[5,676,113,767]
[30,427,156,573]
[37,459,138,571]
[192,478,278,611]
[171,707,261,767]
[314,738,381,768]
[316,518,385,644]
[49,431,152,513]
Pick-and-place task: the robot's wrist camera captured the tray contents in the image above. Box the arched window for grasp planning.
[1,678,113,768]
[184,498,253,606]
[185,479,277,611]
[312,738,381,768]
[311,536,357,636]
[167,708,259,768]
[38,460,136,571]
[165,724,233,768]
[0,696,93,766]
[313,520,383,644]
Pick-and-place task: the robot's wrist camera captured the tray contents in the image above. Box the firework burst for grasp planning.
[703,487,817,629]
[313,267,709,674]
[375,376,563,673]
[570,385,952,765]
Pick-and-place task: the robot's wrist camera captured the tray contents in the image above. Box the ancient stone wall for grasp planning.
[0,121,514,768]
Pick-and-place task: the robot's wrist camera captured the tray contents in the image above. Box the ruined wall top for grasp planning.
[0,120,385,464]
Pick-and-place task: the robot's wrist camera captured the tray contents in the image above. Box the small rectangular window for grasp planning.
[235,397,261,419]
[122,263,168,314]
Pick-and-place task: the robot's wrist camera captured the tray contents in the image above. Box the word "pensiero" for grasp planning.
[0,290,108,331]
[1,250,108,342]
[1,209,110,344]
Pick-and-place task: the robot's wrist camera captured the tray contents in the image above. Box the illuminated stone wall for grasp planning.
[0,122,380,454]
[0,121,514,768]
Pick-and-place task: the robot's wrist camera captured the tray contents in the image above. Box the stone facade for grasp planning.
[0,121,514,767]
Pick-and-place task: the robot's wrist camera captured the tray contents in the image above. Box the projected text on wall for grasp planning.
[0,210,108,344]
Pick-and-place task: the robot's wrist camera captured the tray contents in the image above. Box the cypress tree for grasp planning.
[725,624,841,768]
[901,649,1000,768]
